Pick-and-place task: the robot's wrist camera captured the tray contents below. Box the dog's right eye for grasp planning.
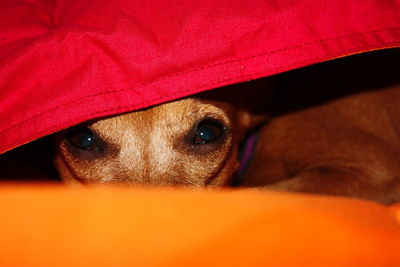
[192,119,227,145]
[68,128,102,151]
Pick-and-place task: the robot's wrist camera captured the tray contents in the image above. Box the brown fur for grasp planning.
[244,85,400,204]
[55,49,400,204]
[55,92,267,187]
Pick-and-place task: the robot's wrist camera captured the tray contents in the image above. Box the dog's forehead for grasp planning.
[164,98,230,122]
[89,98,231,140]
[125,98,231,128]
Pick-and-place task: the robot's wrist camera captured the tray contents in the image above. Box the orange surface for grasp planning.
[0,184,399,266]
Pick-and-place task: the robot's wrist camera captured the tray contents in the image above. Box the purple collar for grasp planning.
[232,130,260,186]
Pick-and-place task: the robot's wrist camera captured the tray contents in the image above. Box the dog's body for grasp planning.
[244,84,400,204]
[55,50,400,204]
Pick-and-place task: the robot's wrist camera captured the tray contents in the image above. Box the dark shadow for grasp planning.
[271,48,400,116]
[0,136,60,182]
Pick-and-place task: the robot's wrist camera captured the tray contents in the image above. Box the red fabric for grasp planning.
[0,0,400,153]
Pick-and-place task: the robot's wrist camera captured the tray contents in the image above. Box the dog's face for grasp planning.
[54,95,260,187]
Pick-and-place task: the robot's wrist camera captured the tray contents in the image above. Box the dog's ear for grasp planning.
[231,77,275,135]
[236,109,268,134]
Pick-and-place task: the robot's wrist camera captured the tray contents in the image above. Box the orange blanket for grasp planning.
[1,184,399,266]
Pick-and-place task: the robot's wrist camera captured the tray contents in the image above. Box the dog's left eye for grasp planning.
[68,128,102,151]
[193,119,226,145]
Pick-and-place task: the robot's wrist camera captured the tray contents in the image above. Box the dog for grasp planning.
[54,80,272,187]
[54,49,400,204]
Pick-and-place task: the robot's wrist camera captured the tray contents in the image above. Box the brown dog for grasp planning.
[54,49,400,204]
[54,80,271,187]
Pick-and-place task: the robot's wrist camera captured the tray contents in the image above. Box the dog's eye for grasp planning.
[193,119,226,145]
[68,128,102,151]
